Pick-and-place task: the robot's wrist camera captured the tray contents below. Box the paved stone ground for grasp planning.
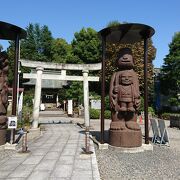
[0,123,100,180]
[39,114,180,179]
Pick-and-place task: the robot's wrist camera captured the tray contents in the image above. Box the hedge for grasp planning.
[90,109,111,119]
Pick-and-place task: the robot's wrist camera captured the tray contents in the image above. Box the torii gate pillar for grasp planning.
[32,67,43,128]
[83,70,90,127]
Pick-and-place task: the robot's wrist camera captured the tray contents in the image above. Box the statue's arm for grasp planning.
[133,72,141,110]
[109,73,117,110]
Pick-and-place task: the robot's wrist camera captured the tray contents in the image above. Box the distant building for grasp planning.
[23,69,68,109]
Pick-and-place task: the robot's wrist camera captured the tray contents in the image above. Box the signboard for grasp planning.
[91,100,101,109]
[8,116,17,129]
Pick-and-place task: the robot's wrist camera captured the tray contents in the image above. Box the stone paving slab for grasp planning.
[0,123,100,180]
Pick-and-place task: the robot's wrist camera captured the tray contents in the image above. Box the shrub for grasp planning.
[139,96,144,113]
[90,109,100,119]
[148,107,155,116]
[168,97,179,106]
[21,105,33,128]
[161,113,180,120]
[161,113,171,120]
[105,96,110,110]
[104,110,111,119]
[170,114,180,128]
[23,92,33,107]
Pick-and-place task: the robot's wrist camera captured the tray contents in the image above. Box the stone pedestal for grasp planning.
[109,129,142,148]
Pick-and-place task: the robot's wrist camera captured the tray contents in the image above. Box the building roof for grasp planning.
[23,79,67,89]
[23,69,67,89]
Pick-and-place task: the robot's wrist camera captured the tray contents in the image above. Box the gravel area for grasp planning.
[87,118,180,179]
[94,120,180,180]
[95,145,180,180]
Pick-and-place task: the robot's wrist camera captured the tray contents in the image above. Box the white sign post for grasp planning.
[67,100,73,116]
[18,92,23,123]
[8,116,17,144]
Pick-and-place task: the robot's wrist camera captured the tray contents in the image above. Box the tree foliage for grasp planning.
[6,23,74,85]
[160,32,180,98]
[20,23,53,61]
[6,41,16,85]
[106,20,120,27]
[69,27,102,98]
[65,81,83,104]
[71,27,101,64]
[7,23,54,85]
[51,38,72,63]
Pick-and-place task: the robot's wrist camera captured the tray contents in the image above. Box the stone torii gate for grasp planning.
[20,60,101,128]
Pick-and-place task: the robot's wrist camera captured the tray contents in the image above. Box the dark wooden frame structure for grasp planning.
[98,23,155,144]
[0,21,26,142]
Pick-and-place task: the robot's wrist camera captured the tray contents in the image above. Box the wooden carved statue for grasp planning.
[109,48,142,147]
[0,51,9,145]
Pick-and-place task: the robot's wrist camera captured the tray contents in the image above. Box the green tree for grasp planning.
[71,27,101,64]
[66,28,102,102]
[6,23,54,86]
[40,25,53,59]
[160,32,180,99]
[20,23,53,61]
[65,81,83,104]
[6,41,16,85]
[51,38,72,63]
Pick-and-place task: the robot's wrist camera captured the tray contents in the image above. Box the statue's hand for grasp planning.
[110,98,115,110]
[135,99,141,110]
[113,85,119,93]
[109,93,117,110]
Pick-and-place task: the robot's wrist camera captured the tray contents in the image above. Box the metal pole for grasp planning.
[144,38,149,144]
[17,41,21,118]
[100,35,106,144]
[12,34,19,142]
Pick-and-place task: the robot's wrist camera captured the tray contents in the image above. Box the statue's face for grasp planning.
[121,72,133,85]
[117,53,134,69]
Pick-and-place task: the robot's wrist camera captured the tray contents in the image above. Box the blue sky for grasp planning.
[0,0,180,68]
